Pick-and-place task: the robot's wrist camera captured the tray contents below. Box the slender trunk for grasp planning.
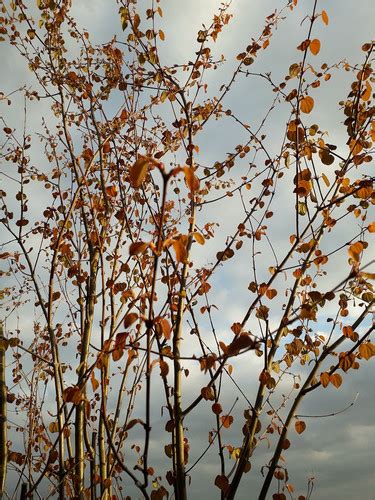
[75,251,99,497]
[0,323,7,498]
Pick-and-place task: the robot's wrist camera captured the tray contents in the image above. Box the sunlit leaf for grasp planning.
[359,342,375,360]
[320,371,330,388]
[300,95,314,114]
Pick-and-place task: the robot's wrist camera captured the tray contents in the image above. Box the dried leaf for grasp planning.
[129,241,149,256]
[295,420,306,434]
[320,371,330,388]
[124,312,138,328]
[221,415,234,429]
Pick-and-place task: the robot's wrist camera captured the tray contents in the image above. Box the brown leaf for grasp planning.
[124,312,138,328]
[221,415,234,429]
[129,241,149,256]
[320,371,330,388]
[214,475,229,492]
[295,420,306,434]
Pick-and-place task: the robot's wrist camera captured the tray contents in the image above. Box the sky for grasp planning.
[1,0,375,499]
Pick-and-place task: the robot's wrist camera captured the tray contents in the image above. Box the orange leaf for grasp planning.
[172,235,188,263]
[300,96,314,114]
[295,420,306,434]
[129,241,149,256]
[129,155,151,188]
[183,166,200,193]
[90,371,99,391]
[320,371,330,388]
[348,241,364,263]
[158,317,172,340]
[158,29,165,41]
[266,288,277,299]
[221,415,234,429]
[321,10,329,25]
[359,342,375,360]
[368,222,375,233]
[329,373,342,389]
[309,39,321,55]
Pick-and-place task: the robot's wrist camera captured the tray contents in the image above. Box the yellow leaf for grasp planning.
[129,155,151,188]
[158,29,165,41]
[300,95,314,114]
[321,10,329,25]
[309,39,321,56]
[322,173,330,187]
[193,232,205,245]
[295,420,306,434]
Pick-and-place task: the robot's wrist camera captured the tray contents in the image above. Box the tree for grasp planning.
[0,0,374,498]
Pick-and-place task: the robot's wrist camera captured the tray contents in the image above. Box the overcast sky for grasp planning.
[1,0,375,499]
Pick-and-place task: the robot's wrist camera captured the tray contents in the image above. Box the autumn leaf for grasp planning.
[348,241,364,263]
[183,166,200,193]
[300,95,314,114]
[320,371,330,388]
[192,231,205,245]
[221,415,234,429]
[129,241,149,256]
[368,222,375,233]
[172,235,189,263]
[129,155,151,188]
[63,386,83,405]
[214,475,229,492]
[295,420,306,434]
[359,342,375,360]
[124,312,138,328]
[309,39,321,55]
[321,10,329,25]
[212,402,222,415]
[160,360,169,377]
[330,373,342,388]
